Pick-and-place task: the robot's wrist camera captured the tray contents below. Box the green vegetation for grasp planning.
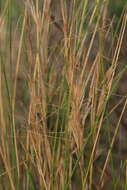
[0,0,127,189]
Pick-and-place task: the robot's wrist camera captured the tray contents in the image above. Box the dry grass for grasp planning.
[0,0,127,189]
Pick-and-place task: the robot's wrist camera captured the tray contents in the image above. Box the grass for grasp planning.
[0,0,127,189]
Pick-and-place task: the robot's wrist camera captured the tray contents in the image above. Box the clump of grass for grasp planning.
[0,0,127,189]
